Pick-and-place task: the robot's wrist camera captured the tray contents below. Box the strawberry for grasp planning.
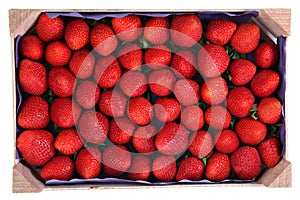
[75,80,100,109]
[48,67,76,97]
[198,44,230,78]
[16,130,55,166]
[229,59,257,86]
[206,19,237,45]
[254,41,279,69]
[250,69,280,97]
[128,97,153,125]
[205,152,230,182]
[54,129,83,155]
[214,130,239,154]
[152,155,176,182]
[118,44,143,70]
[93,55,122,89]
[108,117,136,145]
[75,147,101,179]
[170,14,202,47]
[36,13,64,42]
[128,155,151,181]
[17,96,49,129]
[173,79,200,106]
[175,157,205,181]
[65,19,90,50]
[112,15,142,42]
[132,124,157,154]
[257,97,282,124]
[78,110,109,144]
[231,146,261,180]
[226,87,255,117]
[205,105,232,130]
[119,71,148,97]
[148,68,176,97]
[181,105,204,131]
[155,122,189,155]
[230,23,260,54]
[98,89,127,117]
[154,98,181,123]
[189,130,213,158]
[18,59,48,95]
[144,45,171,70]
[171,50,197,79]
[91,23,118,56]
[201,77,228,105]
[45,41,72,67]
[144,17,170,45]
[235,117,267,145]
[40,156,75,181]
[258,137,282,168]
[69,49,95,79]
[19,35,44,61]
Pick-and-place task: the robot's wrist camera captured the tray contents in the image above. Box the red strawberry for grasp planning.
[118,44,143,70]
[144,17,170,45]
[205,152,230,182]
[189,130,213,158]
[128,155,151,181]
[144,45,171,70]
[206,19,237,45]
[257,97,282,124]
[148,68,176,97]
[254,42,279,69]
[229,59,257,86]
[119,71,148,97]
[18,59,48,95]
[75,147,101,179]
[132,124,157,154]
[173,79,200,106]
[230,23,260,54]
[181,105,204,131]
[65,19,90,50]
[54,129,83,155]
[45,41,72,67]
[226,87,255,117]
[91,23,118,56]
[75,80,100,109]
[108,117,136,145]
[152,155,177,181]
[198,44,230,78]
[171,50,197,79]
[176,157,205,181]
[235,117,267,145]
[17,96,49,129]
[258,137,282,168]
[98,89,127,117]
[231,146,261,180]
[19,35,44,60]
[205,106,232,130]
[40,156,75,181]
[214,130,239,154]
[201,77,228,105]
[17,130,55,166]
[112,15,142,42]
[170,14,202,47]
[128,97,153,125]
[251,69,280,97]
[69,49,95,79]
[155,122,189,155]
[154,98,181,123]
[36,13,64,42]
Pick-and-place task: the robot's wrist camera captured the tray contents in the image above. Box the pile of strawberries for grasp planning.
[16,12,283,183]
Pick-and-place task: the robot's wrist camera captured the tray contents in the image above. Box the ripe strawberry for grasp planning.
[230,23,260,54]
[65,19,90,50]
[17,96,49,129]
[176,157,205,181]
[152,155,176,181]
[36,13,64,42]
[235,117,267,145]
[75,80,100,109]
[170,14,202,47]
[112,15,142,42]
[45,41,72,67]
[54,129,83,155]
[173,79,200,106]
[18,59,48,95]
[144,17,170,45]
[128,97,153,125]
[214,130,239,154]
[19,35,44,60]
[78,110,109,144]
[257,97,282,124]
[251,69,280,97]
[155,122,189,155]
[181,105,204,131]
[128,155,151,181]
[108,117,136,145]
[229,59,257,86]
[148,68,176,97]
[226,87,255,117]
[40,156,75,181]
[205,152,230,182]
[98,89,127,117]
[69,49,95,79]
[205,105,232,130]
[132,124,157,154]
[189,130,213,158]
[154,98,181,123]
[75,147,101,179]
[201,77,228,105]
[144,45,171,70]
[91,23,118,56]
[171,50,197,79]
[258,137,282,168]
[231,146,261,180]
[16,129,55,166]
[206,19,237,45]
[254,42,279,69]
[119,71,148,97]
[118,44,143,70]
[198,44,230,78]
[48,67,76,97]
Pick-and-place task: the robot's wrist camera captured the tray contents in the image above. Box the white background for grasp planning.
[1,0,299,199]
